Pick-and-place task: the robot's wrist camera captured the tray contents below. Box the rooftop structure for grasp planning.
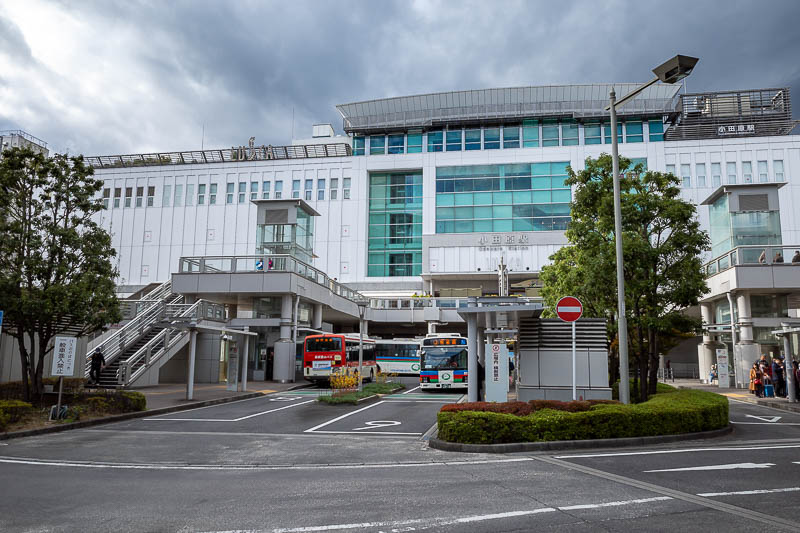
[0,129,49,157]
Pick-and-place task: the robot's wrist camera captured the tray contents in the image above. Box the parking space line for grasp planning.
[303,430,422,436]
[147,399,315,422]
[148,394,276,418]
[402,386,420,394]
[304,401,385,433]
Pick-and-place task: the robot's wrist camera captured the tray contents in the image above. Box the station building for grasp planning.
[8,83,796,389]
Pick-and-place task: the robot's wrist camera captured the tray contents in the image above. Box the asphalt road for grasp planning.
[1,383,799,533]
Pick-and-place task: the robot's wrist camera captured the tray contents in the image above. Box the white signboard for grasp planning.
[716,348,730,388]
[51,336,77,377]
[226,340,239,391]
[485,343,509,403]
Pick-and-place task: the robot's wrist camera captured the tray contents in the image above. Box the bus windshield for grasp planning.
[306,337,342,352]
[421,347,467,370]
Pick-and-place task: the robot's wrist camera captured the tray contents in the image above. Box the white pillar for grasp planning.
[736,293,754,344]
[467,297,478,402]
[698,303,715,383]
[273,294,295,383]
[783,323,797,403]
[240,328,250,392]
[427,321,437,335]
[186,329,197,401]
[312,303,323,330]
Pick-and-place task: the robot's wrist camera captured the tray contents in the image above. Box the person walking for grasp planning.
[749,363,762,398]
[89,348,106,386]
[773,358,786,397]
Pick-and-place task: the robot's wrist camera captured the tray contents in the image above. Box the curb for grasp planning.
[728,396,800,414]
[428,425,733,454]
[0,391,267,441]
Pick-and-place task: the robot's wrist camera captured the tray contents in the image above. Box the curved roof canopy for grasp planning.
[337,83,682,134]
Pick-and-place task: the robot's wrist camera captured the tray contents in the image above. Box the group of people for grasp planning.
[749,354,799,398]
[758,250,800,264]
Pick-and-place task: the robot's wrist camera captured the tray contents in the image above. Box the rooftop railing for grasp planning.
[704,245,800,276]
[86,142,352,169]
[178,254,365,302]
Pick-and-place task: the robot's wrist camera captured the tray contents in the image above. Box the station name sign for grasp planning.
[478,233,531,252]
[717,124,755,136]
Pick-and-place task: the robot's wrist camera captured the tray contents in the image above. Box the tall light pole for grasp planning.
[356,299,368,391]
[607,54,699,404]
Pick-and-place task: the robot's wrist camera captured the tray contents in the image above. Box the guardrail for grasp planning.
[178,254,365,302]
[704,245,800,276]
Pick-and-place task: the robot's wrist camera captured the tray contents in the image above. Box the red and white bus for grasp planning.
[303,334,377,384]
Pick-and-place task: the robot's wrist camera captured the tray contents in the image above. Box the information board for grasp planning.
[485,342,509,403]
[716,348,730,388]
[51,336,77,377]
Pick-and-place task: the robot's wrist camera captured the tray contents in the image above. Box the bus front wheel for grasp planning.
[369,369,375,383]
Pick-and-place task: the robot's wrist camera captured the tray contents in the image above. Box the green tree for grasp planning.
[0,147,121,401]
[540,154,708,401]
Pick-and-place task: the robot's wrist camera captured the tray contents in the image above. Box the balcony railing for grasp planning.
[704,245,800,276]
[178,254,365,302]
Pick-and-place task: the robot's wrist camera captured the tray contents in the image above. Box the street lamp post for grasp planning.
[607,54,698,405]
[356,300,368,392]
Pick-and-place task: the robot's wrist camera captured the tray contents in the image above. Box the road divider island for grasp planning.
[436,383,728,444]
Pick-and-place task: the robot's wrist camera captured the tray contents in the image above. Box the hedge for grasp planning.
[85,391,147,413]
[0,400,33,430]
[437,389,728,444]
[0,378,88,401]
[612,379,677,402]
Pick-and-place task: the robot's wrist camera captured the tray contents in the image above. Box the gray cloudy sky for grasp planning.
[1,0,799,156]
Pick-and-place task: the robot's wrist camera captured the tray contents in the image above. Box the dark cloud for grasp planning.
[1,0,799,156]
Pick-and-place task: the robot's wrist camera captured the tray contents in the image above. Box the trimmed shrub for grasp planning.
[85,391,146,413]
[0,378,88,400]
[611,379,676,402]
[0,399,33,429]
[441,399,620,417]
[437,389,728,444]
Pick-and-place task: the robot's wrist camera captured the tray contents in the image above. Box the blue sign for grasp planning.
[0,310,4,330]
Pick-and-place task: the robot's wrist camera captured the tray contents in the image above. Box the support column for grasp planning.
[273,294,295,383]
[312,303,323,330]
[783,323,797,403]
[186,329,197,401]
[735,292,759,379]
[467,297,478,402]
[240,328,250,392]
[698,303,715,384]
[427,321,436,335]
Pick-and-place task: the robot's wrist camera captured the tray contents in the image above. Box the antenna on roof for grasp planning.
[201,122,205,150]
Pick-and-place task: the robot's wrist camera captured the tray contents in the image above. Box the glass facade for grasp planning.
[435,162,571,233]
[256,207,315,264]
[367,171,423,277]
[709,193,783,258]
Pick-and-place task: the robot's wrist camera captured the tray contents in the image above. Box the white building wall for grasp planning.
[93,135,800,290]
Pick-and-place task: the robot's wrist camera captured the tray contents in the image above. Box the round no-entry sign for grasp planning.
[556,296,583,322]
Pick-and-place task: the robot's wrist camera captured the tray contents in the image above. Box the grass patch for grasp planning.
[317,382,405,405]
[437,389,728,445]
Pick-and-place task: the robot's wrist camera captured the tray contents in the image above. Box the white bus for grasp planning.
[419,334,468,390]
[374,338,422,375]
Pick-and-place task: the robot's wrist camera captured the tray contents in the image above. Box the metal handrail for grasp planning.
[178,254,366,302]
[704,244,800,276]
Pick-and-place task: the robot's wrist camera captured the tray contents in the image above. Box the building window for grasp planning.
[147,186,155,207]
[726,162,737,184]
[388,134,404,154]
[446,130,462,151]
[135,186,144,207]
[465,129,482,150]
[186,184,194,206]
[368,171,423,277]
[742,161,753,183]
[711,163,721,188]
[427,130,443,152]
[198,184,206,205]
[758,161,768,183]
[696,163,706,188]
[292,180,300,199]
[680,164,691,188]
[584,123,602,145]
[317,179,325,200]
[774,160,784,181]
[483,127,500,150]
[330,178,338,200]
[503,126,520,149]
[304,179,313,201]
[542,120,559,147]
[124,187,132,207]
[250,182,258,201]
[435,162,570,234]
[666,164,676,177]
[209,183,217,204]
[406,133,422,153]
[114,187,121,208]
[343,178,351,199]
[604,122,623,144]
[102,188,110,209]
[274,180,282,199]
[238,182,246,203]
[226,183,234,204]
[369,135,386,155]
[174,184,183,207]
[353,136,365,156]
[262,181,270,199]
[625,121,643,143]
[522,119,539,147]
[648,120,664,142]
[561,120,579,146]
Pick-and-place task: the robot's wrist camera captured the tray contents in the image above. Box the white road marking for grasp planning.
[644,462,775,473]
[555,443,800,459]
[304,401,385,433]
[0,456,533,471]
[698,487,800,497]
[198,496,673,533]
[352,420,401,431]
[147,399,315,422]
[401,386,420,394]
[731,422,800,425]
[302,431,421,436]
[147,394,275,418]
[746,414,781,423]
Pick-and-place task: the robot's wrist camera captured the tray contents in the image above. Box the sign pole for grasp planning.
[572,320,577,401]
[55,376,64,418]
